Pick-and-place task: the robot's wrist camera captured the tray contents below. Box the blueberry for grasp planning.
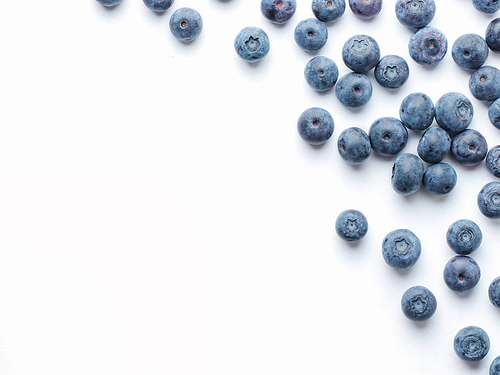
[348,0,382,19]
[143,0,174,12]
[395,0,435,29]
[451,129,488,166]
[486,18,500,53]
[444,256,481,293]
[469,66,500,102]
[234,27,270,63]
[169,8,203,43]
[478,181,500,219]
[473,0,500,14]
[294,18,328,52]
[369,117,408,156]
[422,163,457,196]
[382,229,421,269]
[335,73,373,108]
[408,26,448,66]
[489,99,500,128]
[452,34,489,71]
[401,286,437,322]
[488,276,500,307]
[304,56,339,92]
[491,355,500,375]
[435,92,474,133]
[342,35,381,73]
[96,0,122,6]
[392,153,425,196]
[446,219,483,255]
[297,107,334,145]
[417,127,451,164]
[486,145,500,177]
[453,326,490,362]
[337,127,372,165]
[312,0,346,22]
[374,55,410,89]
[400,93,435,131]
[335,209,368,242]
[260,0,297,24]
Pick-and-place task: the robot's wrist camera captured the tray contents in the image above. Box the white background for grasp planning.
[0,0,500,373]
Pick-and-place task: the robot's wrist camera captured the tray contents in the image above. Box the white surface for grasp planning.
[1,0,500,373]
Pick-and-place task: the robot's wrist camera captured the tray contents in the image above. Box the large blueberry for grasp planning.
[234,27,270,63]
[486,18,500,53]
[452,34,489,71]
[297,107,334,145]
[486,145,500,177]
[96,0,122,6]
[491,355,500,375]
[304,56,339,92]
[348,0,382,19]
[392,153,425,196]
[374,55,410,89]
[400,92,435,131]
[369,117,408,156]
[294,18,328,52]
[435,92,474,133]
[446,219,483,255]
[335,73,373,108]
[169,8,203,43]
[469,66,500,102]
[342,35,381,73]
[417,127,451,164]
[422,163,457,196]
[260,0,297,24]
[335,209,368,242]
[478,181,500,219]
[444,256,481,293]
[454,326,490,362]
[337,127,371,165]
[143,0,174,12]
[382,229,421,269]
[395,0,435,29]
[401,286,437,322]
[488,277,500,307]
[451,129,488,166]
[489,99,500,128]
[409,26,448,66]
[312,0,346,22]
[473,0,500,14]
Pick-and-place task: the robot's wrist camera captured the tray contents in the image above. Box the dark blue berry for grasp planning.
[304,56,339,92]
[337,127,371,165]
[451,129,488,166]
[96,0,122,6]
[452,34,489,70]
[348,0,382,19]
[335,209,368,242]
[335,73,373,108]
[342,35,381,73]
[486,18,500,53]
[435,92,474,133]
[423,163,457,196]
[382,229,421,269]
[489,99,500,128]
[488,277,500,307]
[454,326,490,362]
[312,0,346,22]
[490,355,500,375]
[487,145,500,177]
[473,0,500,14]
[143,0,174,12]
[294,18,328,52]
[469,66,500,102]
[395,0,435,29]
[234,27,270,63]
[297,107,334,145]
[400,93,435,131]
[392,153,425,196]
[369,117,408,156]
[417,127,451,163]
[478,181,500,219]
[401,286,437,322]
[169,8,203,43]
[409,26,448,66]
[444,256,481,293]
[374,55,410,89]
[260,0,297,24]
[446,219,483,255]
